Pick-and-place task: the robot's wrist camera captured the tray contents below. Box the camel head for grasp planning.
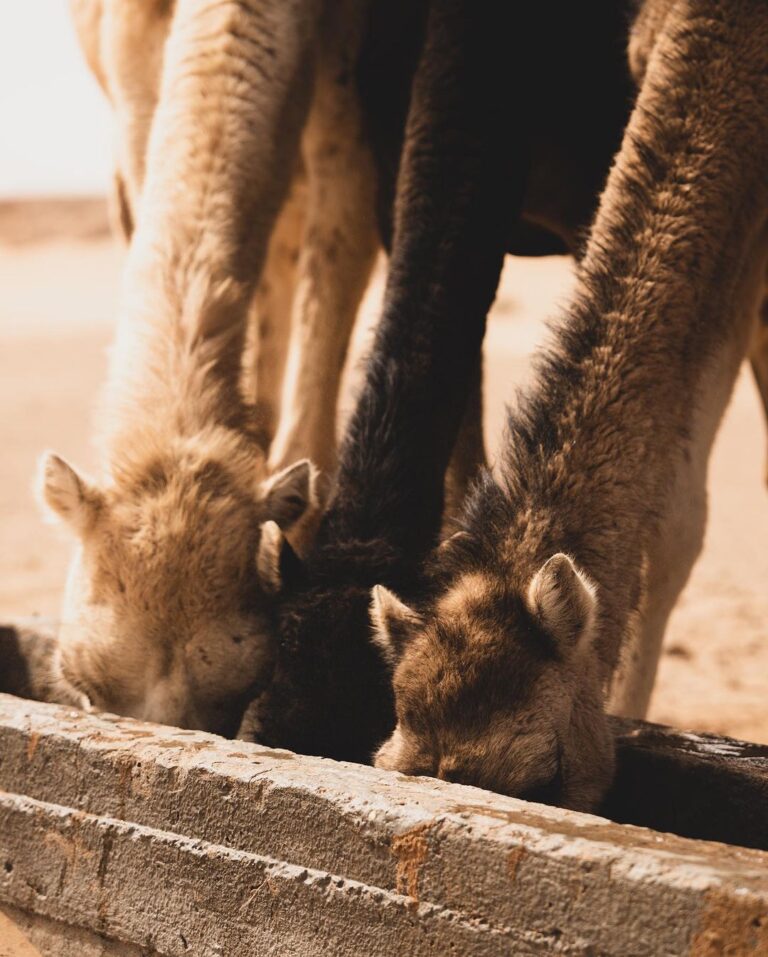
[369,552,613,811]
[37,441,318,737]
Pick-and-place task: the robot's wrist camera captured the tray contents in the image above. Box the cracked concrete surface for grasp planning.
[0,694,767,955]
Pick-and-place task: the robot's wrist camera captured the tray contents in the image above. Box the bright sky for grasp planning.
[0,3,112,197]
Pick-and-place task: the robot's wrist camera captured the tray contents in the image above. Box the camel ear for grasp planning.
[526,553,597,652]
[260,459,319,531]
[256,521,305,594]
[37,452,103,536]
[369,586,422,669]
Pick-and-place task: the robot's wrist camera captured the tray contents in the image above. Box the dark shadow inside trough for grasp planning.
[602,718,768,850]
[2,619,766,852]
[604,717,768,851]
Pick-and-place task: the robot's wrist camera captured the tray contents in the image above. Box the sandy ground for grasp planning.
[1,200,766,743]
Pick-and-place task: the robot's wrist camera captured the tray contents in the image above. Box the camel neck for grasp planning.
[473,3,768,666]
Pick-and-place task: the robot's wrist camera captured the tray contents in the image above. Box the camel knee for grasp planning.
[108,170,134,242]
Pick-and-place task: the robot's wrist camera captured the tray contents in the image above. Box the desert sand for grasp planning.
[1,199,765,743]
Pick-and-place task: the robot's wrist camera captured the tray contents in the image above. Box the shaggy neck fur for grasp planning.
[455,1,768,678]
[102,255,262,490]
[95,0,319,487]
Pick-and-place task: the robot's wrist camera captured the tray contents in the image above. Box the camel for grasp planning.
[370,0,768,808]
[54,0,496,737]
[247,0,640,760]
[39,0,339,735]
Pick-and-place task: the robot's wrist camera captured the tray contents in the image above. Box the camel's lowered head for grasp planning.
[37,440,319,736]
[370,552,614,811]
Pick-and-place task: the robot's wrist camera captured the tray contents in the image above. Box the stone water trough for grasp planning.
[0,621,767,956]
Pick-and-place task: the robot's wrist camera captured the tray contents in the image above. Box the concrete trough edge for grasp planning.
[0,695,767,955]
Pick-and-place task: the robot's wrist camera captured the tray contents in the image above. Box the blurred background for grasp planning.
[1,4,766,743]
[0,4,110,197]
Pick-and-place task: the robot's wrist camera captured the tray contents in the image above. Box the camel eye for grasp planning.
[231,634,244,645]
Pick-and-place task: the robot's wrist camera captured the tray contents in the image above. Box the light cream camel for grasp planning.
[40,0,337,735]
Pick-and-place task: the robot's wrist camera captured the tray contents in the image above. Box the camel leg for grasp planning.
[70,0,173,237]
[98,0,172,212]
[609,247,768,719]
[442,356,486,530]
[607,448,708,718]
[268,0,379,475]
[750,293,768,486]
[247,168,307,447]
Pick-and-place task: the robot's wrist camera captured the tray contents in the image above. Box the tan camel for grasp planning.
[371,0,768,809]
[39,0,342,735]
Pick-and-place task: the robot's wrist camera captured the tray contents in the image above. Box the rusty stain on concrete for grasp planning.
[391,822,432,901]
[689,890,768,956]
[116,758,132,796]
[507,846,526,881]
[25,733,39,762]
[3,696,768,956]
[245,748,294,761]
